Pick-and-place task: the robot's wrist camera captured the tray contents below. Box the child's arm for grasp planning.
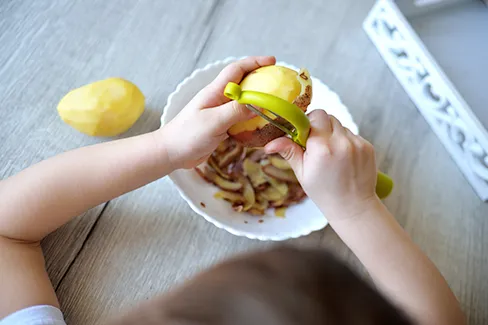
[328,198,464,325]
[266,110,466,325]
[0,56,275,318]
[0,133,170,242]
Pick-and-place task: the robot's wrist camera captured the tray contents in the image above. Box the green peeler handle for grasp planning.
[224,82,311,147]
[376,171,393,199]
[224,82,394,199]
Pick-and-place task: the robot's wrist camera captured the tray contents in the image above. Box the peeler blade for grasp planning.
[245,104,295,138]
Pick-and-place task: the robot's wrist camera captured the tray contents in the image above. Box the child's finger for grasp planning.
[200,56,276,102]
[210,100,255,133]
[214,56,276,88]
[343,127,362,149]
[344,127,358,141]
[329,115,346,136]
[346,130,372,152]
[308,110,332,137]
[265,137,304,174]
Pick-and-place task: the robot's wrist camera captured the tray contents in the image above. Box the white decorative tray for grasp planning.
[364,0,488,200]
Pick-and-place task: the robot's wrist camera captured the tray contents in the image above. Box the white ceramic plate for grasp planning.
[161,57,358,241]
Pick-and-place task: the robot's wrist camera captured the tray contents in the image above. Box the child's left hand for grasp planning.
[158,56,276,170]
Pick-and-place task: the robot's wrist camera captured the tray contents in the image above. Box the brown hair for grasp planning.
[107,246,413,325]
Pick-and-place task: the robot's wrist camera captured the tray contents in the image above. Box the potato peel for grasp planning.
[214,191,246,203]
[266,175,289,196]
[208,155,232,180]
[195,138,307,217]
[269,156,292,170]
[262,164,299,183]
[243,159,267,188]
[248,208,265,216]
[197,167,242,191]
[275,207,287,218]
[217,144,244,168]
[239,176,256,211]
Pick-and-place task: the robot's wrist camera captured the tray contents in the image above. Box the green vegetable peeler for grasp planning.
[223,82,394,199]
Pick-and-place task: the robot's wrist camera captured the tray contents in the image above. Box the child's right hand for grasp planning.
[265,110,379,221]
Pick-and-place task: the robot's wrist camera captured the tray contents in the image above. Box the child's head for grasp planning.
[108,246,412,325]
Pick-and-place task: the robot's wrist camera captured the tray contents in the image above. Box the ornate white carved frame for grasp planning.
[363,0,488,201]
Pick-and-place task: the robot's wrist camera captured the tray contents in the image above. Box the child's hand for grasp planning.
[265,110,379,220]
[159,56,276,170]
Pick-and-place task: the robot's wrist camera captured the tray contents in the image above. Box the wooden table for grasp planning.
[1,0,487,324]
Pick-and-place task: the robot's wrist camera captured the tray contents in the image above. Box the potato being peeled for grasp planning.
[228,66,312,147]
[57,78,144,137]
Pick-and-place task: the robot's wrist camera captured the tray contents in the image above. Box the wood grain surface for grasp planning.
[1,0,487,324]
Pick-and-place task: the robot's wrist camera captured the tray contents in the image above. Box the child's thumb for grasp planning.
[264,137,304,173]
[212,101,255,130]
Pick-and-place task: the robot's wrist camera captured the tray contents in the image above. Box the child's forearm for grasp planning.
[325,199,465,325]
[0,130,172,242]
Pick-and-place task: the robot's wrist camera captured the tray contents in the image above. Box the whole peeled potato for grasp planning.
[228,66,312,148]
[57,78,145,137]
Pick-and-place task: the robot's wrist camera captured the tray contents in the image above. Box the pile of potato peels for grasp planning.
[195,138,306,216]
